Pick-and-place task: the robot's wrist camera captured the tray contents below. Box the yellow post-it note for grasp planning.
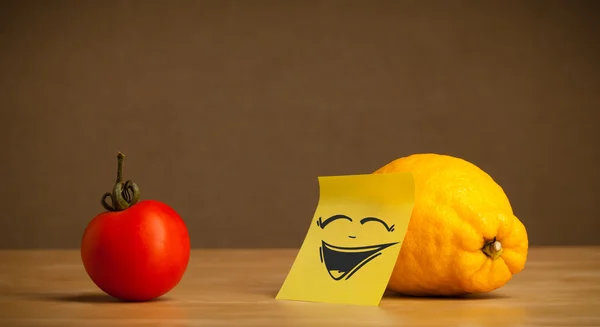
[276,172,415,306]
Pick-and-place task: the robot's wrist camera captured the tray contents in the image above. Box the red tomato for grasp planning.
[81,153,190,301]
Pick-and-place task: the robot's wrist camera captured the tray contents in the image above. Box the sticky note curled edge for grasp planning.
[276,172,415,306]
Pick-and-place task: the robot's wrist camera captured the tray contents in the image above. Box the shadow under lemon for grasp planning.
[383,289,511,301]
[381,290,527,327]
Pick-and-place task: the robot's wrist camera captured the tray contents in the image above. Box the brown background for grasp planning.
[1,0,598,249]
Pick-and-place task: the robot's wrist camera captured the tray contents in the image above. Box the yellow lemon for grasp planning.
[374,153,528,296]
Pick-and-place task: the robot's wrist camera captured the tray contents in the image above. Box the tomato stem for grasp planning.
[101,152,140,212]
[116,152,124,183]
[482,237,503,260]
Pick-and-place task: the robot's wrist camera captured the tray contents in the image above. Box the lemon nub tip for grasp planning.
[493,241,502,252]
[482,239,503,260]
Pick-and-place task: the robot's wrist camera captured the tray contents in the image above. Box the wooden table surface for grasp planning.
[0,247,598,327]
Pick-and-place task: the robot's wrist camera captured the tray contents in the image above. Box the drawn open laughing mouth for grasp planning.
[319,241,398,281]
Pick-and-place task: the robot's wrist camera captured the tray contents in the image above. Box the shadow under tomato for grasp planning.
[27,292,170,303]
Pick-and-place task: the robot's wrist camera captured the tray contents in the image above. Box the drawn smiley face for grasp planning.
[316,214,398,281]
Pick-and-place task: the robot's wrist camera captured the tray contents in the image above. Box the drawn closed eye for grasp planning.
[317,214,352,229]
[360,217,395,232]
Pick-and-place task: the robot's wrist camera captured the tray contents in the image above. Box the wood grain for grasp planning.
[0,247,598,327]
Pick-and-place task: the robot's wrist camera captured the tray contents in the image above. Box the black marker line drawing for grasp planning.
[360,217,396,232]
[317,214,398,281]
[316,214,352,229]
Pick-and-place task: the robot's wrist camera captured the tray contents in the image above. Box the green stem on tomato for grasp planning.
[116,152,124,183]
[101,152,140,212]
